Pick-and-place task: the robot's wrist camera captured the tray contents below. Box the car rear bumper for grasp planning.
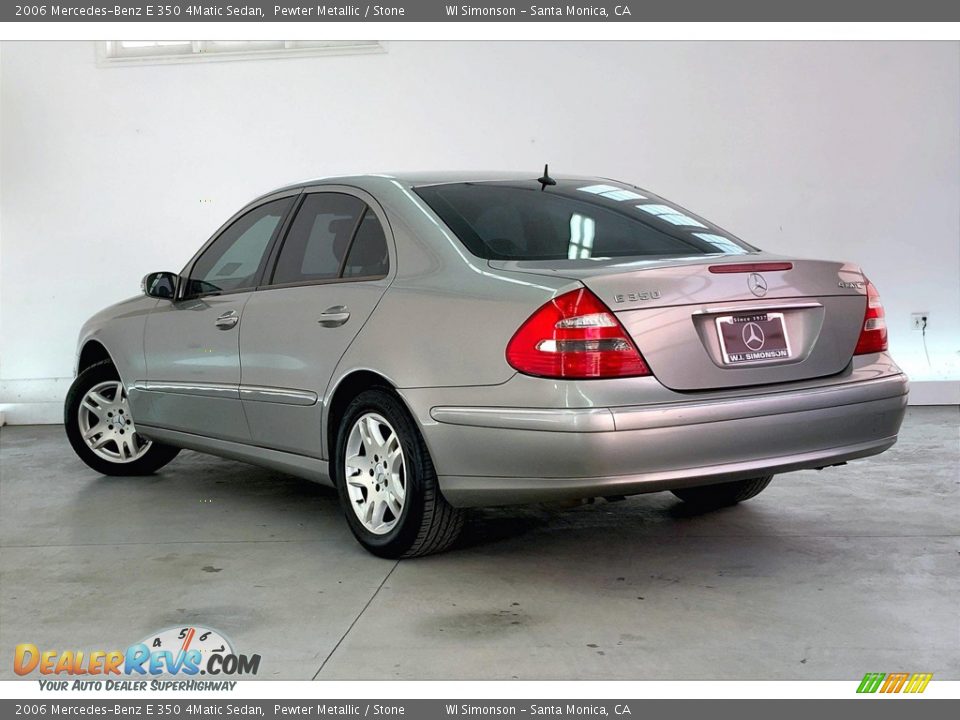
[409,371,908,507]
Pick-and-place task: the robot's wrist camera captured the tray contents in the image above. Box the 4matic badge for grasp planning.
[839,280,866,289]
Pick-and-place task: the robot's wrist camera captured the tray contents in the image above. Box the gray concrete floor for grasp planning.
[0,407,957,680]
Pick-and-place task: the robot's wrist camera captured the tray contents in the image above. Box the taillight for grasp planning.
[506,288,652,379]
[853,280,888,355]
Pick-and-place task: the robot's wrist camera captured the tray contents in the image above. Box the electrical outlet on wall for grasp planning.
[911,313,929,331]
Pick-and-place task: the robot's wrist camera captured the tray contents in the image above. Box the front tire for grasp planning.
[671,475,773,508]
[334,388,464,558]
[65,360,180,476]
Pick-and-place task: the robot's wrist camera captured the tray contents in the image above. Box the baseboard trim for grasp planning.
[0,402,63,425]
[0,377,71,425]
[906,380,960,405]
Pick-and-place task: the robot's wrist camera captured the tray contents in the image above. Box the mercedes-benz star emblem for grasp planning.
[742,322,766,351]
[747,273,768,297]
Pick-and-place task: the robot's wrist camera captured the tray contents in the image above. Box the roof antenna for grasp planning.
[537,164,557,191]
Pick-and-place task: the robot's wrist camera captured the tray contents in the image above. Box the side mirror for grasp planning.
[142,271,179,299]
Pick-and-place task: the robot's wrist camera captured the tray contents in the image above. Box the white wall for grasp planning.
[1,41,958,422]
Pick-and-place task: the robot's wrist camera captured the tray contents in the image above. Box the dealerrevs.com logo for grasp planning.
[14,625,260,679]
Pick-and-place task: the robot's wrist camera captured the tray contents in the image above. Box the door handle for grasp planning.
[318,306,350,328]
[215,310,239,330]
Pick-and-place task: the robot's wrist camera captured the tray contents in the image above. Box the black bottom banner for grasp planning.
[2,699,958,720]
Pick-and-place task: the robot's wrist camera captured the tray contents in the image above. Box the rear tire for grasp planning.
[334,388,464,558]
[671,475,773,508]
[65,360,180,476]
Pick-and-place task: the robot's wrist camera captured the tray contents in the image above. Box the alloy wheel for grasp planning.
[344,412,407,535]
[77,380,152,464]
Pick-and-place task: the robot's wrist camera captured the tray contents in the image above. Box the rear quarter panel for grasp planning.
[331,179,572,390]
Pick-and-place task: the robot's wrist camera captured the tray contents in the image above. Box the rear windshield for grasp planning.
[414,180,755,261]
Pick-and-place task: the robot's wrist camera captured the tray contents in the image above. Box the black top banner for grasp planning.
[6,0,960,22]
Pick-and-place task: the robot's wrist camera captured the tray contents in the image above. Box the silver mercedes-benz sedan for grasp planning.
[65,172,908,557]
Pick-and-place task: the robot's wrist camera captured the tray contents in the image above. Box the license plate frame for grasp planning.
[715,311,792,365]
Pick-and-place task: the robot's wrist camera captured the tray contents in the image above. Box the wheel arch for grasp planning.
[77,339,115,375]
[324,369,409,460]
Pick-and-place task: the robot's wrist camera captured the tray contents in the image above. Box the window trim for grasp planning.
[335,208,375,279]
[258,187,392,293]
[257,273,392,293]
[178,191,301,301]
[97,41,385,68]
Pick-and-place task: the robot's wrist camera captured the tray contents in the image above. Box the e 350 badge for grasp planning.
[14,625,261,678]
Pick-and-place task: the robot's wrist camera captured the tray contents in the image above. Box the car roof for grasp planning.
[264,171,605,195]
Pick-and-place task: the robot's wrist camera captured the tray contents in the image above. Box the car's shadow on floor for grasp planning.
[453,496,744,552]
[74,449,754,556]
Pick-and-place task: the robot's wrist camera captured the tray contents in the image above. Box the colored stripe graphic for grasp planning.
[881,672,909,693]
[904,673,933,693]
[857,673,885,693]
[857,672,932,693]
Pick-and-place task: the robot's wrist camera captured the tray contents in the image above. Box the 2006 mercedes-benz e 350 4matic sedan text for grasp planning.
[66,171,908,557]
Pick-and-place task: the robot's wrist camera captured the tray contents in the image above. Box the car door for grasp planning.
[134,195,296,442]
[239,187,394,456]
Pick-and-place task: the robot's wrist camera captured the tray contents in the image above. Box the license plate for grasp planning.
[715,312,791,365]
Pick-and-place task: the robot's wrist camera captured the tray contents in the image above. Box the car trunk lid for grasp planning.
[490,254,870,390]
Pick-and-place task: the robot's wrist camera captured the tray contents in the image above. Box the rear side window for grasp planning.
[414,181,753,261]
[342,210,389,279]
[272,193,365,284]
[186,197,292,297]
[271,193,391,286]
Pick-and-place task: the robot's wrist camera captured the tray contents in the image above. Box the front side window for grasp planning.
[414,180,754,261]
[271,193,389,286]
[186,197,292,297]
